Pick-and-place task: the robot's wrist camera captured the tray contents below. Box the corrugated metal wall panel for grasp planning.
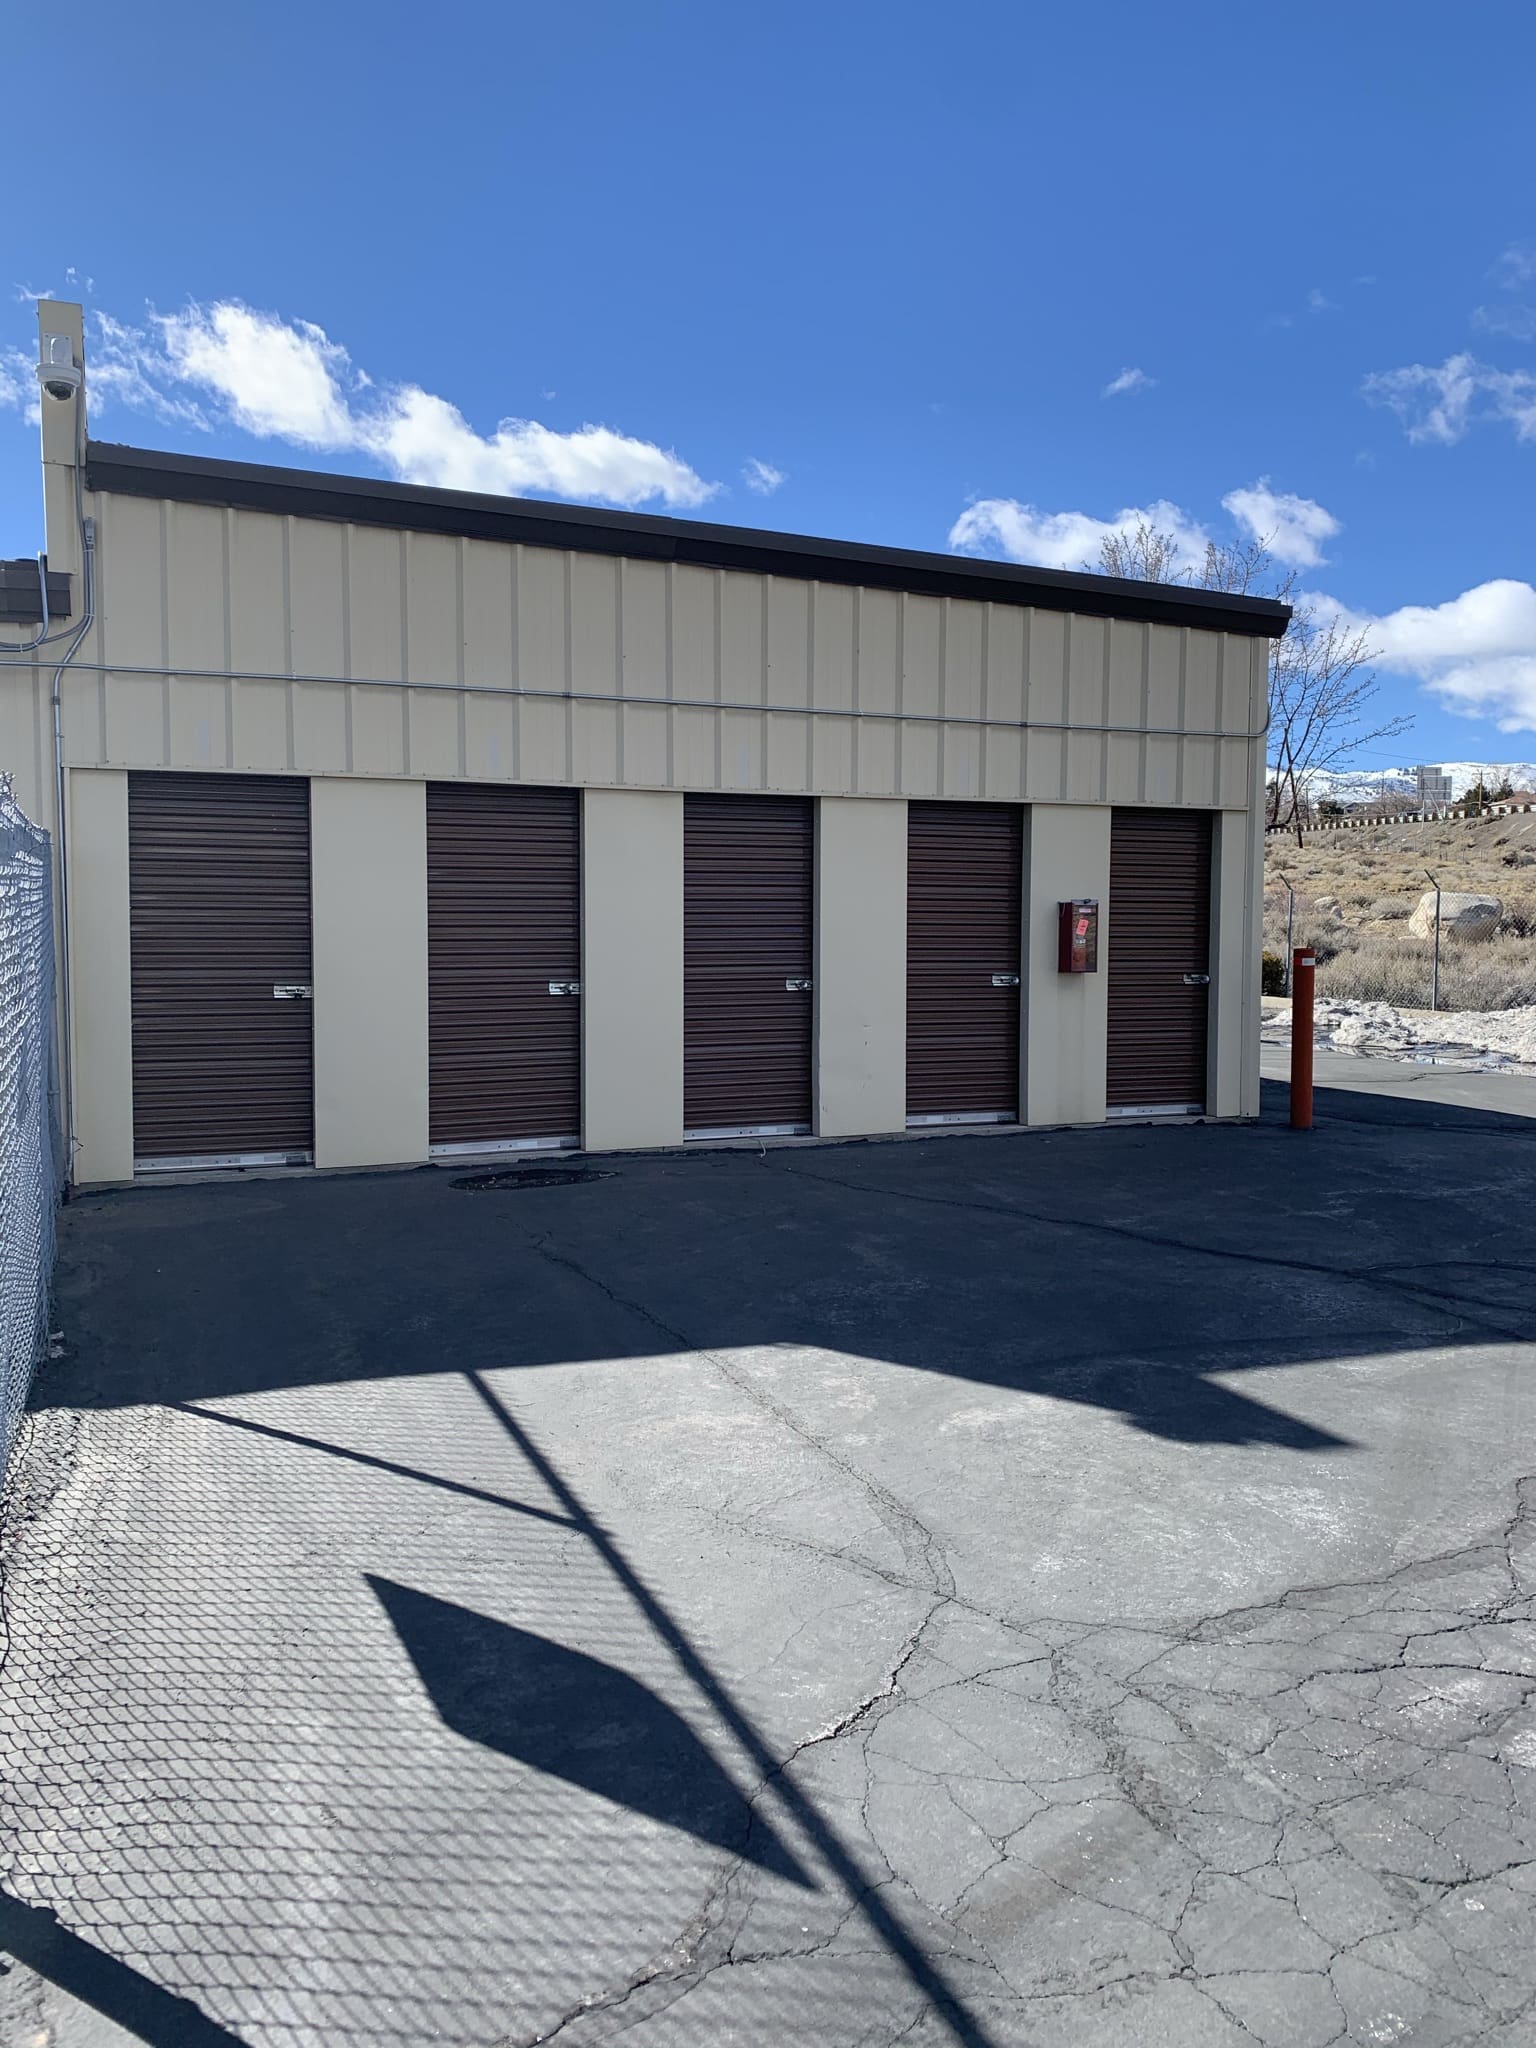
[1106,809,1213,1113]
[128,771,313,1160]
[74,492,1266,808]
[906,802,1022,1118]
[684,795,813,1132]
[426,783,581,1145]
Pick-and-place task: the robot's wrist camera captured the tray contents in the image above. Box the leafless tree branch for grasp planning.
[1097,524,1410,847]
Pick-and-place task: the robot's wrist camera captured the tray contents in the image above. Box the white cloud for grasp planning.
[1102,366,1154,398]
[1319,579,1536,733]
[0,346,39,425]
[368,384,714,506]
[7,296,718,510]
[1362,351,1536,445]
[1493,241,1536,290]
[15,269,93,302]
[161,303,358,448]
[949,496,1210,576]
[742,457,785,495]
[1307,288,1336,312]
[90,313,209,430]
[1221,479,1340,568]
[952,482,1343,581]
[1471,302,1536,340]
[1471,240,1536,340]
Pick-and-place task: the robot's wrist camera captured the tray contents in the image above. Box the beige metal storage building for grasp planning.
[2,302,1288,1187]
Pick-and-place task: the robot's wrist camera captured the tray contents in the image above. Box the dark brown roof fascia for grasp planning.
[84,443,1292,640]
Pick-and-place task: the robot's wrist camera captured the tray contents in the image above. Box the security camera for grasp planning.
[38,334,81,402]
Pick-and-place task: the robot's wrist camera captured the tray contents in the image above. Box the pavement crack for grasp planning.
[523,1230,956,1601]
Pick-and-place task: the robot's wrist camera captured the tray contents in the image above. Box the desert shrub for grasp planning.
[1436,935,1536,1011]
[1314,933,1430,1008]
[1262,951,1287,995]
[1368,895,1411,920]
[1309,927,1536,1011]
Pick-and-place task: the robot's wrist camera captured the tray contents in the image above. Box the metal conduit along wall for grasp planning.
[905,802,1023,1120]
[1106,809,1213,1115]
[127,772,314,1163]
[425,784,581,1147]
[683,796,814,1135]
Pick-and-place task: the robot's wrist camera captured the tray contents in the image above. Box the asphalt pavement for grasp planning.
[2,1058,1533,2046]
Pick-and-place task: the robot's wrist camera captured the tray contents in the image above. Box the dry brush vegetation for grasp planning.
[1262,810,1536,1010]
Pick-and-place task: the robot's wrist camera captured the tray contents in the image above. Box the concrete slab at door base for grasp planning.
[134,1150,314,1173]
[905,1110,1015,1127]
[1104,1102,1205,1120]
[118,1106,1264,1188]
[685,1121,811,1141]
[427,1135,579,1158]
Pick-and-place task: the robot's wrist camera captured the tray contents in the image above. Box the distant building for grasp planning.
[1415,765,1453,805]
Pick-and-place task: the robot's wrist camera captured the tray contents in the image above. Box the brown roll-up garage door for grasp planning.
[907,801,1022,1121]
[426,783,581,1147]
[1107,808,1212,1115]
[128,772,314,1165]
[684,795,813,1134]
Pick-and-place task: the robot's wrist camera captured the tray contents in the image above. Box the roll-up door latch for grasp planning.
[548,980,582,996]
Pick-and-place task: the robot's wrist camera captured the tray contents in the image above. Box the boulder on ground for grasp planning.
[1407,890,1502,940]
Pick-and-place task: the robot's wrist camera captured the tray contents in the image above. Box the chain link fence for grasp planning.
[0,776,62,1479]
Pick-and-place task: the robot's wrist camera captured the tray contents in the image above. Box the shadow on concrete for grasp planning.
[3,1363,1008,2048]
[36,1099,1536,1449]
[1259,1071,1536,1134]
[0,1890,251,2047]
[10,1097,1536,2048]
[368,1574,814,1887]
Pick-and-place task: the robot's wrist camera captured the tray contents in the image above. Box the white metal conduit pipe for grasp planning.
[0,395,98,1184]
[0,653,1275,745]
[48,514,96,1183]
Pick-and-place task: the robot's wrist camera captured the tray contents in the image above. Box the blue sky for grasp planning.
[4,0,1535,770]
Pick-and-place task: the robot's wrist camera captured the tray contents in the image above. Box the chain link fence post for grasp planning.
[0,775,63,1479]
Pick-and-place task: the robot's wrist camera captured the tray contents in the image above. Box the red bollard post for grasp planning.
[1290,948,1315,1130]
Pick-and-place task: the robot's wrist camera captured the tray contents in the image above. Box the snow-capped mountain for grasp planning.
[1303,763,1536,804]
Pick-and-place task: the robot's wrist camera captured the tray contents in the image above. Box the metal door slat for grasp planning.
[906,801,1022,1119]
[128,772,314,1163]
[1106,808,1212,1112]
[426,783,581,1146]
[684,796,813,1133]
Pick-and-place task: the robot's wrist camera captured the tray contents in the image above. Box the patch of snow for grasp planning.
[1262,997,1536,1073]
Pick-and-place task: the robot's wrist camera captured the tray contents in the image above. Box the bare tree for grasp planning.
[1267,594,1408,845]
[1097,521,1189,585]
[1097,526,1410,847]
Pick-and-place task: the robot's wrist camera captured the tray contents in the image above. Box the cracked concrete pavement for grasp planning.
[2,1068,1534,2046]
